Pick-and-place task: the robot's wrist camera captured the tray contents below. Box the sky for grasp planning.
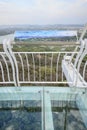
[0,0,87,25]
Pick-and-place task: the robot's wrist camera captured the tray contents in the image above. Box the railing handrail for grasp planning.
[13,51,79,54]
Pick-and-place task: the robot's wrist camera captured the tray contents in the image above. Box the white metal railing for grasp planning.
[0,39,87,87]
[13,51,70,85]
[0,52,16,85]
[12,38,87,87]
[0,40,17,86]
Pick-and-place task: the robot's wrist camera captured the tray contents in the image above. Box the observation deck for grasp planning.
[0,26,87,130]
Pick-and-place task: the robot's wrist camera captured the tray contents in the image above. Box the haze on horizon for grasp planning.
[0,0,87,25]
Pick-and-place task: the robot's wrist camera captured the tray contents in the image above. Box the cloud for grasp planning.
[0,0,87,25]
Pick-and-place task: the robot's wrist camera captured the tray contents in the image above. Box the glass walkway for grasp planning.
[0,87,87,130]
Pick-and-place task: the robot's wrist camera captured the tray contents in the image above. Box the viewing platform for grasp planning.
[0,25,87,130]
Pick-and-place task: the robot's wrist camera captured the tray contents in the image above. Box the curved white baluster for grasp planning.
[50,53,53,81]
[56,53,60,81]
[0,62,5,82]
[69,46,79,63]
[83,61,87,79]
[74,40,85,68]
[39,53,41,81]
[18,53,24,81]
[45,53,47,81]
[79,24,87,41]
[25,53,30,81]
[7,40,20,86]
[3,39,17,86]
[32,53,35,81]
[1,54,10,81]
[75,42,87,86]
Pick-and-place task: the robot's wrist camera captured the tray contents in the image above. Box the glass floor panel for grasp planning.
[51,101,86,130]
[0,87,87,130]
[0,100,42,130]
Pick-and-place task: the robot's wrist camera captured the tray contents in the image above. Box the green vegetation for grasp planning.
[13,41,76,52]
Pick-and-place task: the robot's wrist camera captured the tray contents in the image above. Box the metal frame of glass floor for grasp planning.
[0,86,87,130]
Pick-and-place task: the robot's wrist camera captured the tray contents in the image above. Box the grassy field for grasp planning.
[13,40,77,52]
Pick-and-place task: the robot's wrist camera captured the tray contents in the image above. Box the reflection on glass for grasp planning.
[52,100,86,130]
[0,100,41,130]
